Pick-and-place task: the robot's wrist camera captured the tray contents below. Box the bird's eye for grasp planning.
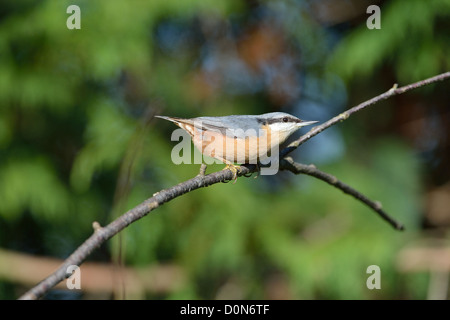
[282,117,288,123]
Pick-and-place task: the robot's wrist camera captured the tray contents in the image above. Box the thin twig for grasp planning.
[198,163,207,176]
[280,157,404,231]
[18,72,450,300]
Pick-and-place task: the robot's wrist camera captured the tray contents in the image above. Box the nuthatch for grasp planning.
[156,112,317,180]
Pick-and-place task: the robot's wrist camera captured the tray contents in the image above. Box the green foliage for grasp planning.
[70,99,136,192]
[0,157,71,221]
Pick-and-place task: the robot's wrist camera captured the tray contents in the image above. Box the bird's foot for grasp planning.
[223,163,241,184]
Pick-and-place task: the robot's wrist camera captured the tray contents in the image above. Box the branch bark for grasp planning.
[18,71,450,300]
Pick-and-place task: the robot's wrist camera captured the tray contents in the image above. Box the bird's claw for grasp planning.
[223,164,241,184]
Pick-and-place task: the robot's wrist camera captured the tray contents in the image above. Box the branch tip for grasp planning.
[389,83,398,93]
[198,163,207,176]
[339,112,350,121]
[374,201,383,210]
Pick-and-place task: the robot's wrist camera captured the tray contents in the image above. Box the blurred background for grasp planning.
[0,0,449,300]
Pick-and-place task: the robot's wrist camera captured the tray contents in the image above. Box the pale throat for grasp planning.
[268,122,300,144]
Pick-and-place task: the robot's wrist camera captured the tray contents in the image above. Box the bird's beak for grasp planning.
[298,120,318,127]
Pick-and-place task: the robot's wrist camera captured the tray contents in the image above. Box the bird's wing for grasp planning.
[155,115,264,138]
[194,116,263,138]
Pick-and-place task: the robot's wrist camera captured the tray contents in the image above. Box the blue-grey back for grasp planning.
[192,112,292,138]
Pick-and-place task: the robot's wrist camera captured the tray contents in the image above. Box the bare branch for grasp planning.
[280,157,404,231]
[18,168,241,300]
[18,72,450,300]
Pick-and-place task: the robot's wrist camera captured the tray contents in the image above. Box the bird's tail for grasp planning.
[155,115,195,136]
[155,115,182,123]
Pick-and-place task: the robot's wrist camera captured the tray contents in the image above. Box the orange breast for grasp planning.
[190,124,279,164]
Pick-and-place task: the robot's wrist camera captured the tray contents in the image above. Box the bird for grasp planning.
[155,112,317,181]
